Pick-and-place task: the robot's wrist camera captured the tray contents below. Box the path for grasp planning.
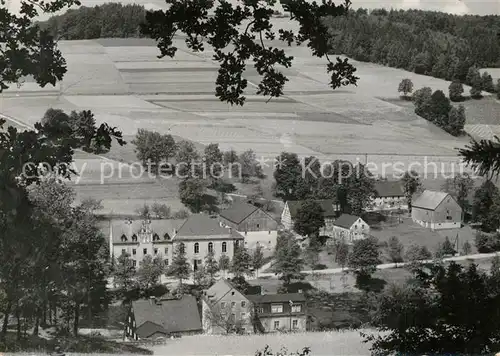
[256,251,500,279]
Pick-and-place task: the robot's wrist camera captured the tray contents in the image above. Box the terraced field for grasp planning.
[3,18,494,212]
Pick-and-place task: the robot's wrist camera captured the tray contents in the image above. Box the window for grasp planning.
[165,259,169,266]
[222,242,227,253]
[164,233,170,240]
[154,248,158,255]
[121,249,126,255]
[291,304,302,313]
[132,234,137,242]
[231,301,236,307]
[271,304,283,313]
[208,242,213,253]
[143,248,147,255]
[240,312,246,319]
[231,313,236,321]
[231,291,235,296]
[132,249,136,255]
[292,320,298,329]
[180,243,185,254]
[273,321,280,329]
[132,260,137,267]
[153,233,159,241]
[121,234,127,242]
[257,307,264,313]
[164,247,168,254]
[221,302,226,308]
[256,224,260,228]
[241,301,246,307]
[194,242,199,254]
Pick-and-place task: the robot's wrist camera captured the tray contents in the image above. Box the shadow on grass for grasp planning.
[0,332,153,354]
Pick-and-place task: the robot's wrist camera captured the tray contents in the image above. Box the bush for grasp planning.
[313,263,328,270]
[475,232,500,253]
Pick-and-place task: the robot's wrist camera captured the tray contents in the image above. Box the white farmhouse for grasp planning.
[371,180,407,211]
[331,214,370,243]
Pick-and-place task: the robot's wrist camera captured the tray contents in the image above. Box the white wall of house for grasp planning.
[332,218,370,243]
[413,219,461,230]
[369,196,407,211]
[242,230,278,252]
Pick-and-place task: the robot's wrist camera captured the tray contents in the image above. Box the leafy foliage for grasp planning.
[386,236,404,264]
[168,243,190,285]
[230,245,252,278]
[366,262,500,355]
[397,78,413,98]
[404,244,432,262]
[179,177,207,213]
[401,170,422,213]
[139,0,358,105]
[448,80,464,102]
[293,199,325,238]
[132,129,176,174]
[472,180,500,231]
[274,230,304,286]
[327,9,500,83]
[475,231,500,253]
[348,236,381,287]
[441,172,473,211]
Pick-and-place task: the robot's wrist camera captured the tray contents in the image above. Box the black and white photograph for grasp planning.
[1,0,500,354]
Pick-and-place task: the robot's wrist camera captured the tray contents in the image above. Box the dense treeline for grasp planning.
[41,3,147,39]
[326,9,500,82]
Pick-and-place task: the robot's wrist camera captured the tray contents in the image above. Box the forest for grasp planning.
[326,9,500,82]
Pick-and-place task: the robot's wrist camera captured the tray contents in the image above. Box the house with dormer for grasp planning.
[109,218,185,268]
[108,214,244,272]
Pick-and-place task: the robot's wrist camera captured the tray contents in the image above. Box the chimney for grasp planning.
[149,296,156,305]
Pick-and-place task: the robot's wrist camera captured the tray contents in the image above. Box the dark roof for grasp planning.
[412,190,451,210]
[132,295,202,337]
[175,214,244,240]
[332,214,361,229]
[219,201,259,224]
[246,293,306,304]
[110,219,185,244]
[287,199,338,219]
[374,180,404,198]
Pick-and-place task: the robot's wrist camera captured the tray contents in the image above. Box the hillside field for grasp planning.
[2,19,495,209]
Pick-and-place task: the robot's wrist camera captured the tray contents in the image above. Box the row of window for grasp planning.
[121,241,230,257]
[220,301,302,314]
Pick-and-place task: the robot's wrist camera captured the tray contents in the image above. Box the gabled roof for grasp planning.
[219,201,259,224]
[246,293,306,304]
[374,180,404,198]
[132,295,202,337]
[175,214,244,240]
[286,199,338,219]
[332,214,361,229]
[412,190,451,210]
[204,278,249,305]
[111,219,186,244]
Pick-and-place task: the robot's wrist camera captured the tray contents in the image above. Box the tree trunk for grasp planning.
[15,306,21,341]
[33,309,40,336]
[42,300,47,327]
[73,302,80,337]
[2,301,11,340]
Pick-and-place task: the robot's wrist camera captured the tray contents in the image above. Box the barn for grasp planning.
[411,190,462,230]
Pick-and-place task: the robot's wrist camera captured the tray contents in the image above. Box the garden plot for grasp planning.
[63,95,160,110]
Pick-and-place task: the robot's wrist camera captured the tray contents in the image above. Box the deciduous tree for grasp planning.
[293,200,325,239]
[168,243,190,286]
[401,170,422,214]
[204,143,224,187]
[442,173,473,210]
[251,245,265,278]
[179,177,207,213]
[448,80,464,102]
[230,245,252,278]
[132,129,176,174]
[274,231,304,286]
[397,78,413,98]
[137,255,165,290]
[386,236,404,264]
[204,249,219,285]
[348,237,381,289]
